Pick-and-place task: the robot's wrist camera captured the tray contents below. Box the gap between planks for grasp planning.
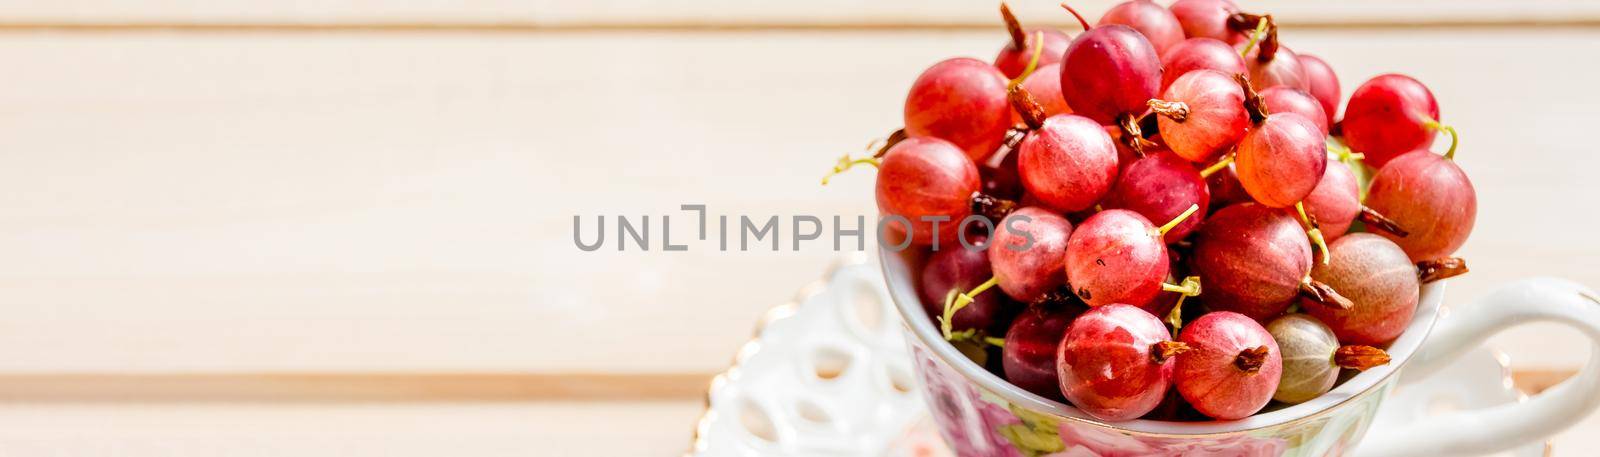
[0,373,713,403]
[0,370,1569,402]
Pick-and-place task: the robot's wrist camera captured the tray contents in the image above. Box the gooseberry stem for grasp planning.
[821,154,880,185]
[1160,275,1203,296]
[1326,141,1364,163]
[1295,201,1331,265]
[942,276,1000,340]
[1166,298,1186,335]
[1059,2,1091,31]
[1199,154,1235,178]
[1011,31,1047,87]
[939,290,960,340]
[1164,277,1200,335]
[1237,17,1270,58]
[1423,119,1460,160]
[1154,204,1201,237]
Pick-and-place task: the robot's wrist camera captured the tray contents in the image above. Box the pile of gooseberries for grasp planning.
[823,1,1473,422]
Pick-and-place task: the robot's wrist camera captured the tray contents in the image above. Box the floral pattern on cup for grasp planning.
[909,334,1388,457]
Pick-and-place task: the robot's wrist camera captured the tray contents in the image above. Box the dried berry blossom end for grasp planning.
[1417,257,1470,283]
[1151,341,1191,364]
[1334,345,1391,370]
[1233,345,1270,373]
[1300,278,1354,310]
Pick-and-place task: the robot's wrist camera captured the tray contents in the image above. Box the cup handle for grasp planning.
[1357,277,1600,457]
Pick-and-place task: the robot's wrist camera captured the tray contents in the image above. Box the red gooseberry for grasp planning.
[1003,301,1086,401]
[1104,152,1211,243]
[1097,0,1185,56]
[1059,24,1163,127]
[1167,0,1247,45]
[1065,205,1200,308]
[1057,304,1188,421]
[1149,69,1249,163]
[1297,53,1341,126]
[1241,43,1309,92]
[1159,37,1248,92]
[919,240,1005,335]
[1011,88,1120,213]
[1302,233,1420,346]
[1363,146,1477,262]
[874,137,980,246]
[1234,75,1327,208]
[1299,163,1361,241]
[904,58,1014,161]
[1204,162,1253,210]
[1192,203,1349,320]
[1260,86,1329,134]
[987,207,1074,303]
[1340,74,1441,167]
[1175,311,1282,420]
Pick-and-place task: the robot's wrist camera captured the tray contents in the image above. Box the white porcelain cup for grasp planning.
[881,246,1600,456]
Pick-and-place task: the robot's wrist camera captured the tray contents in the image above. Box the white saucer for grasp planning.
[1371,347,1549,457]
[688,257,1547,457]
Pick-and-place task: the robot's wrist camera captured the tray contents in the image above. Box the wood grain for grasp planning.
[0,1,1594,28]
[0,28,1595,375]
[0,9,1592,454]
[0,400,705,455]
[0,369,1568,402]
[0,373,712,402]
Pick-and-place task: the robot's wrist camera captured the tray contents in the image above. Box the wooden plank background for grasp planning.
[0,26,1594,375]
[0,400,705,455]
[0,1,1595,454]
[0,1,1595,27]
